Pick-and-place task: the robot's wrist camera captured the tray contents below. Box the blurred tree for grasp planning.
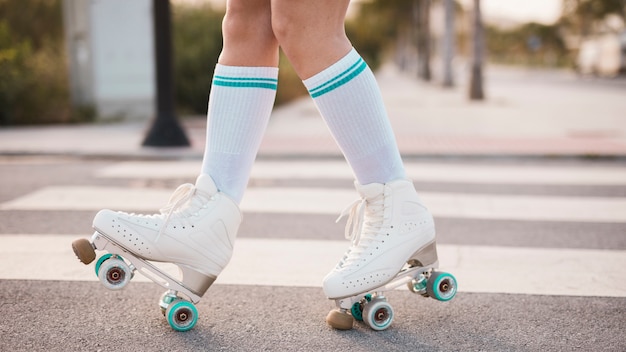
[442,0,456,87]
[0,0,74,125]
[346,0,415,71]
[348,0,462,83]
[561,0,626,36]
[486,22,569,67]
[415,0,432,81]
[0,0,64,49]
[346,0,414,70]
[469,0,485,100]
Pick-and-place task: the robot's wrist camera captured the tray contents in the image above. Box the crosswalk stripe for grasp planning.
[97,160,626,185]
[2,186,626,223]
[1,235,624,297]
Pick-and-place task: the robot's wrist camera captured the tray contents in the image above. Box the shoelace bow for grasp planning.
[336,193,387,265]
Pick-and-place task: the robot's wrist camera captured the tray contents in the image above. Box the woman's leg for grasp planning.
[200,0,279,204]
[270,0,352,79]
[271,0,405,186]
[91,2,279,300]
[271,1,438,326]
[219,0,278,66]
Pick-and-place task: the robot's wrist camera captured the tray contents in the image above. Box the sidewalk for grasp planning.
[1,65,625,159]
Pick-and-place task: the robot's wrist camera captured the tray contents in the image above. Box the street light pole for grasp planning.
[142,0,190,147]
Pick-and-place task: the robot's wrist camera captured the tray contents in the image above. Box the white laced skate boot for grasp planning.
[90,174,241,297]
[323,179,451,331]
[323,179,437,299]
[71,174,242,331]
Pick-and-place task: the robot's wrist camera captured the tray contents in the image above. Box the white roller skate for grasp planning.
[324,179,457,331]
[71,174,241,331]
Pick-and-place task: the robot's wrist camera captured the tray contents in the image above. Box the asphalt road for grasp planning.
[0,155,625,351]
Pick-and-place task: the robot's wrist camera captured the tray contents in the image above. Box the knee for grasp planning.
[270,10,302,51]
[270,7,348,56]
[222,1,274,45]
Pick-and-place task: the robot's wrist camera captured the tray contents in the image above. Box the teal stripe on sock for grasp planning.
[214,75,278,83]
[213,76,278,90]
[308,58,363,95]
[309,58,366,98]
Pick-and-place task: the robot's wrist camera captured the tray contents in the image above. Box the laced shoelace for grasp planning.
[335,192,387,266]
[155,183,212,238]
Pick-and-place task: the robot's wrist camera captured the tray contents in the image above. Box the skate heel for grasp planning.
[179,265,216,297]
[407,240,438,268]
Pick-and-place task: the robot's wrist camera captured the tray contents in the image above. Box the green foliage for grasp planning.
[172,3,223,115]
[275,51,308,106]
[563,0,626,22]
[0,0,85,125]
[561,0,626,37]
[486,22,571,67]
[171,3,308,114]
[0,0,64,50]
[346,0,415,70]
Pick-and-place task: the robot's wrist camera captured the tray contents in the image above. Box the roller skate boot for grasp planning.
[71,174,242,331]
[324,179,457,331]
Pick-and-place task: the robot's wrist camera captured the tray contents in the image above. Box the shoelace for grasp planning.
[156,183,211,238]
[336,193,387,266]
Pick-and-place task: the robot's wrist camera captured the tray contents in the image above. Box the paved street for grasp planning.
[0,65,625,351]
[0,156,625,351]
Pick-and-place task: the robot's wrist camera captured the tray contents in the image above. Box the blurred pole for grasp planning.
[469,0,485,100]
[415,0,431,81]
[442,0,455,87]
[143,0,190,147]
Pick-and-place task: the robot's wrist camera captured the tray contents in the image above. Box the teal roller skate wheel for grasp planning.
[427,272,457,302]
[351,302,364,321]
[166,300,198,332]
[350,294,372,321]
[94,253,113,276]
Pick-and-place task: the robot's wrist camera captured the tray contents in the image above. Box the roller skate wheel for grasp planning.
[362,299,394,331]
[350,302,364,322]
[95,254,113,277]
[427,272,457,302]
[97,257,132,290]
[350,294,372,322]
[72,238,96,264]
[326,309,354,330]
[166,299,198,332]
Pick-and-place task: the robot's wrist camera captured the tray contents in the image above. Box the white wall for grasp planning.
[64,0,155,120]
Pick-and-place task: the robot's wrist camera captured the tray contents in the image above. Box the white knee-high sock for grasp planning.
[303,48,406,185]
[201,64,278,203]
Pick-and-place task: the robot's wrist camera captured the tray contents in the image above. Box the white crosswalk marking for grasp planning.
[98,160,626,185]
[1,235,625,297]
[2,186,626,222]
[1,160,625,299]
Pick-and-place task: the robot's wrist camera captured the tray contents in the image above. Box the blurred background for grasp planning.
[0,0,624,125]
